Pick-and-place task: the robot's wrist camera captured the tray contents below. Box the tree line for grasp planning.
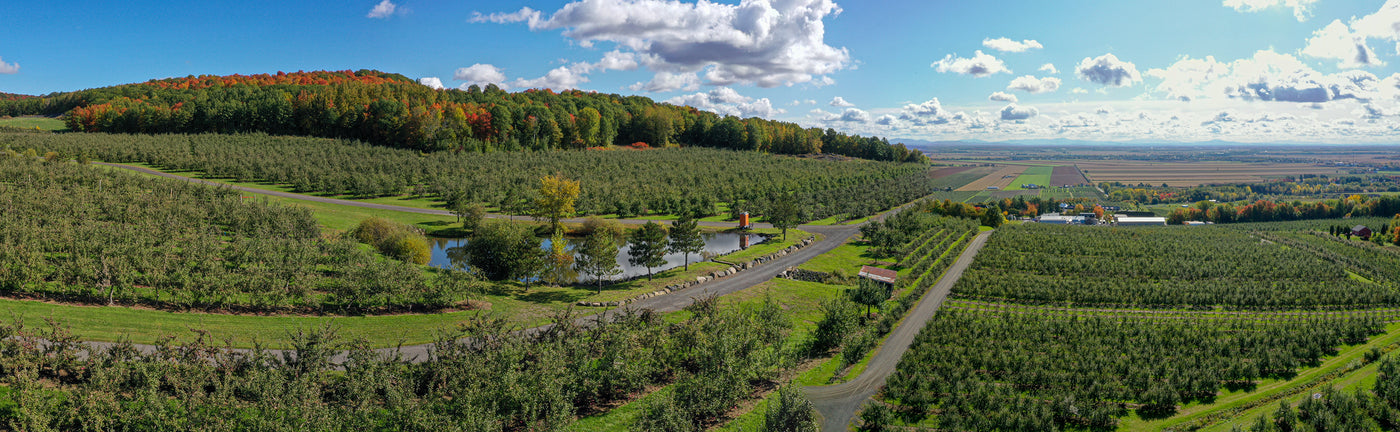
[0,69,924,162]
[5,132,933,223]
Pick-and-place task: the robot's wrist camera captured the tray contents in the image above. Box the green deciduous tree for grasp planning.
[762,384,819,432]
[575,230,623,293]
[467,220,545,284]
[767,196,802,241]
[628,221,668,280]
[668,214,704,271]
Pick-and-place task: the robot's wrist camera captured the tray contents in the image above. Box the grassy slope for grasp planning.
[0,116,67,131]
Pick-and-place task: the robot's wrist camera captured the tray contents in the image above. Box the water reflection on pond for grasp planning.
[428,232,767,283]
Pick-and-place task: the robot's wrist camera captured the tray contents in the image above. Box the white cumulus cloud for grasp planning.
[835,108,871,123]
[1223,0,1318,22]
[1352,0,1400,54]
[1039,63,1058,74]
[475,0,850,88]
[367,0,398,18]
[510,64,591,90]
[665,87,784,118]
[0,57,17,74]
[932,50,1009,77]
[454,64,509,88]
[1007,75,1062,93]
[988,91,1018,102]
[829,96,855,107]
[898,98,953,125]
[628,71,701,92]
[1148,50,1385,103]
[982,37,1043,53]
[999,103,1038,120]
[1076,53,1142,87]
[1302,19,1384,69]
[419,77,444,90]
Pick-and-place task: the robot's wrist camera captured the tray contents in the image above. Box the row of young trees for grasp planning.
[5,132,933,223]
[461,215,708,289]
[0,69,924,162]
[0,297,813,431]
[951,224,1395,309]
[1234,356,1400,431]
[0,154,482,314]
[882,308,1384,430]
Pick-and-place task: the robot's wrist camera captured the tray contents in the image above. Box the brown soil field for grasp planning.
[1049,166,1089,186]
[956,165,1027,191]
[929,166,976,177]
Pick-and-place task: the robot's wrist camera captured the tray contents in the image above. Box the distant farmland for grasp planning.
[1068,161,1350,186]
[956,165,1026,191]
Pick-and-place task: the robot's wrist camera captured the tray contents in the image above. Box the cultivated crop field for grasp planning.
[1005,165,1052,190]
[1071,160,1350,186]
[955,165,1026,191]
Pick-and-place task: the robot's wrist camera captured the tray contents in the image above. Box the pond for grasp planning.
[427,232,768,283]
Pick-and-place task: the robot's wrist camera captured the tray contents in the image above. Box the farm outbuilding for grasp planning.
[858,266,898,286]
[1115,215,1167,226]
[1036,213,1088,224]
[1353,225,1372,239]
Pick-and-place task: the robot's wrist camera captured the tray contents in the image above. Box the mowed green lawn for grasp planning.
[0,116,67,131]
[1005,165,1054,190]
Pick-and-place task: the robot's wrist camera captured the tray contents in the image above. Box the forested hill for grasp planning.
[0,70,923,162]
[0,92,32,101]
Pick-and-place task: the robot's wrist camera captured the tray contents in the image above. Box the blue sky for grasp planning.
[5,0,1400,143]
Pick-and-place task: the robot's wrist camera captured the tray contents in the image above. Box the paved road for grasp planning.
[97,162,779,229]
[803,230,993,432]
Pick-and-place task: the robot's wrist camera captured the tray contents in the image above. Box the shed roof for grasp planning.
[1354,225,1370,231]
[859,266,898,284]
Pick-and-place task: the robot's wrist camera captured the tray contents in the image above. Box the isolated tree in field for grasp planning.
[981,205,1005,228]
[849,278,892,318]
[575,230,622,293]
[535,174,580,234]
[453,201,486,232]
[668,213,705,270]
[628,221,669,280]
[467,220,545,284]
[767,196,802,241]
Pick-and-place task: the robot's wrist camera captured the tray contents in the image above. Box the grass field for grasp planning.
[0,116,67,131]
[1005,166,1053,190]
[1,295,603,349]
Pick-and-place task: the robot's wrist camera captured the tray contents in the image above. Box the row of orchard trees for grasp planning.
[0,298,813,431]
[0,70,924,162]
[8,132,934,223]
[883,308,1382,430]
[0,152,482,314]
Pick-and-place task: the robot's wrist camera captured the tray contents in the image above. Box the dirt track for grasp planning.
[803,230,992,431]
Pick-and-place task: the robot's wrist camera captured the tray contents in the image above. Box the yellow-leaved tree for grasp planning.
[535,174,580,234]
